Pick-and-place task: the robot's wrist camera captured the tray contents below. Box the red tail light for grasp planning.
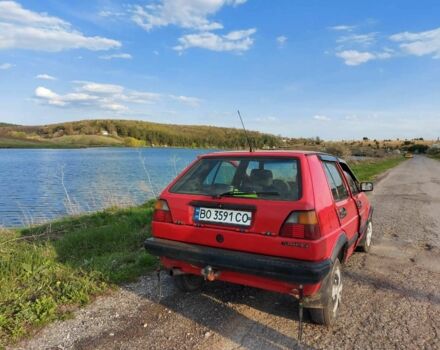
[153,199,173,223]
[280,211,321,240]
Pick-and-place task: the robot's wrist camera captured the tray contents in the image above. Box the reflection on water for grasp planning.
[0,148,210,227]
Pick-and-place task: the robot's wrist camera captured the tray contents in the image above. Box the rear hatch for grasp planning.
[153,154,315,258]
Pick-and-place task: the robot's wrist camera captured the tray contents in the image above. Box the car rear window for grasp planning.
[170,157,300,201]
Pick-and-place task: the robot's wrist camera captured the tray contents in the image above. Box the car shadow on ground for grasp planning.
[140,275,319,350]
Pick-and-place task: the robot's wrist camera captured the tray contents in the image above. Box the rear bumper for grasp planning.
[145,237,331,284]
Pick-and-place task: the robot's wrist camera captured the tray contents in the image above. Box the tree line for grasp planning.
[7,119,282,149]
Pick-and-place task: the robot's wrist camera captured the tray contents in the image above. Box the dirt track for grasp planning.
[12,156,440,350]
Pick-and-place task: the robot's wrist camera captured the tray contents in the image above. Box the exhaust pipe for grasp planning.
[169,268,185,276]
[201,265,220,281]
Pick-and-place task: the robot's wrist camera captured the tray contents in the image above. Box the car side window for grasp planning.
[323,162,349,201]
[343,171,359,195]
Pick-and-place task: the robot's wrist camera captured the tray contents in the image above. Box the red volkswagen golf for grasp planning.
[145,151,373,326]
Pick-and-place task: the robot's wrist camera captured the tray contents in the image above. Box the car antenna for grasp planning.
[237,110,253,152]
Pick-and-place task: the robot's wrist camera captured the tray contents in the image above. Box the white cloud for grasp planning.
[174,28,256,52]
[0,63,14,70]
[170,95,201,107]
[102,103,128,112]
[34,81,200,112]
[36,74,56,80]
[336,50,392,66]
[35,86,59,101]
[336,32,377,46]
[0,1,121,52]
[74,81,124,94]
[276,35,287,48]
[313,115,331,121]
[332,26,440,65]
[98,10,125,18]
[130,0,246,31]
[329,25,356,32]
[390,27,440,58]
[99,53,132,60]
[336,50,375,65]
[120,91,162,104]
[35,86,101,107]
[375,51,393,59]
[129,0,253,54]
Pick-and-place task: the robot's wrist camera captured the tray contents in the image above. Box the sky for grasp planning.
[0,0,439,140]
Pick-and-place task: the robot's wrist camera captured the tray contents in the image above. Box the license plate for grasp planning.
[194,207,252,226]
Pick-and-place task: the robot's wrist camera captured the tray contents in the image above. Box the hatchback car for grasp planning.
[145,151,373,325]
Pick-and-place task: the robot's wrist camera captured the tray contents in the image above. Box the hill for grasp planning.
[0,122,17,127]
[0,119,281,149]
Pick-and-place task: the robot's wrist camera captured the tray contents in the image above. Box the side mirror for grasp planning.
[360,182,373,192]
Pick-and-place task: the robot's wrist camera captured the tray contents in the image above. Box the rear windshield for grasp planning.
[170,157,300,201]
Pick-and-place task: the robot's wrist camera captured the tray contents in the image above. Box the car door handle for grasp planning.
[356,199,362,209]
[338,207,347,219]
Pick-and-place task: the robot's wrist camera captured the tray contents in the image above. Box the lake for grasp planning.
[0,148,211,227]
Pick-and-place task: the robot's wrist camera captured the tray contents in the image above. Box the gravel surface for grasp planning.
[11,155,440,350]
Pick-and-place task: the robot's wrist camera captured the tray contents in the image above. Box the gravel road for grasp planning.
[12,155,440,350]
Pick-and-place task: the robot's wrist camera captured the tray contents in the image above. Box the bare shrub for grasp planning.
[60,165,81,216]
[138,150,158,198]
[325,143,352,159]
[427,146,440,155]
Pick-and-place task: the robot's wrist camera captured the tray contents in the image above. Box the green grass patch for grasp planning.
[0,136,59,149]
[349,156,406,181]
[50,135,123,147]
[0,202,156,347]
[0,134,124,149]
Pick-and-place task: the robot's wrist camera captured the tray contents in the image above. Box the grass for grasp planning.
[349,156,406,181]
[0,202,156,347]
[0,136,60,149]
[0,135,124,149]
[51,135,123,147]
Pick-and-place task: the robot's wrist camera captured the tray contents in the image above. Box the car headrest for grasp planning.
[250,169,273,187]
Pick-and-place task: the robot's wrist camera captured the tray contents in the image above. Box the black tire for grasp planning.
[173,274,204,292]
[357,221,373,253]
[308,259,343,326]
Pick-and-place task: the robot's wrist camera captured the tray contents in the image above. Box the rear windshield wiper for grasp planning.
[213,190,280,198]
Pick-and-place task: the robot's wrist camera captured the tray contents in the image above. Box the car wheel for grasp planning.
[358,221,373,253]
[173,274,204,292]
[308,259,343,326]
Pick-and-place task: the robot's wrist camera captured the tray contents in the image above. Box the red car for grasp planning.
[145,151,374,325]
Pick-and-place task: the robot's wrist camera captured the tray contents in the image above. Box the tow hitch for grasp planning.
[201,265,221,281]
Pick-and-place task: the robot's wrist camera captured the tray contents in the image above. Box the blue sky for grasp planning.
[0,0,439,140]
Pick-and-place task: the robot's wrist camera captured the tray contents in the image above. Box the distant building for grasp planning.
[101,130,109,136]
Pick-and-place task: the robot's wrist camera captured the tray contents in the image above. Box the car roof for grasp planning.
[199,150,344,162]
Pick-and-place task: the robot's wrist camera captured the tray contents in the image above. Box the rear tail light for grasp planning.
[153,199,173,223]
[280,211,321,240]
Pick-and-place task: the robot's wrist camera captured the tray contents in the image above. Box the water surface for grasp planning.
[0,148,210,227]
